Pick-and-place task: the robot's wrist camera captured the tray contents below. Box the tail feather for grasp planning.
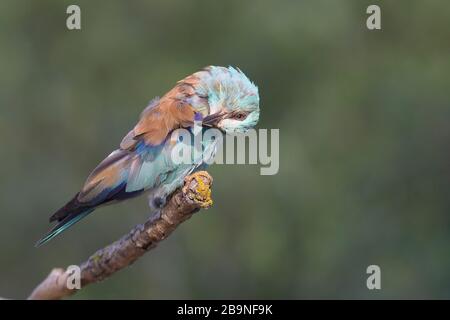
[36,207,94,247]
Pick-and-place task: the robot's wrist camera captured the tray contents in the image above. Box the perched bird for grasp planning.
[36,66,260,246]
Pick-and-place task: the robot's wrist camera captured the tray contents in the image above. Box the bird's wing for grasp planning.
[120,82,199,150]
[77,149,137,204]
[77,81,202,203]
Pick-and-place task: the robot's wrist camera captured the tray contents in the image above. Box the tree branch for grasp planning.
[28,171,213,300]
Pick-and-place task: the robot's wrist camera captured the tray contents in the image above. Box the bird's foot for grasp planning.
[151,196,166,209]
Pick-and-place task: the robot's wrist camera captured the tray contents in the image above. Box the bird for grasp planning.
[36,66,260,246]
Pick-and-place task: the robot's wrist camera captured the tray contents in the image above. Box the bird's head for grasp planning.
[186,66,260,134]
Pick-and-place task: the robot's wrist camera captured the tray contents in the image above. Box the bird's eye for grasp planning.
[233,112,247,121]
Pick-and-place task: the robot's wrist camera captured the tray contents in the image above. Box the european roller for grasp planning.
[36,66,260,246]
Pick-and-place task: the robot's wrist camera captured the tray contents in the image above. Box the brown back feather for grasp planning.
[120,75,202,149]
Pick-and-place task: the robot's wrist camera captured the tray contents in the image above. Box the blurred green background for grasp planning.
[0,0,449,299]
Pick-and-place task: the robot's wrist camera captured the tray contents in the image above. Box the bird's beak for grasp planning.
[202,112,225,128]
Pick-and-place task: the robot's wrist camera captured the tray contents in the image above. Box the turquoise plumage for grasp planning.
[36,66,260,246]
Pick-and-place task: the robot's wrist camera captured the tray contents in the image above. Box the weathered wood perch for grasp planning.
[28,171,213,300]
